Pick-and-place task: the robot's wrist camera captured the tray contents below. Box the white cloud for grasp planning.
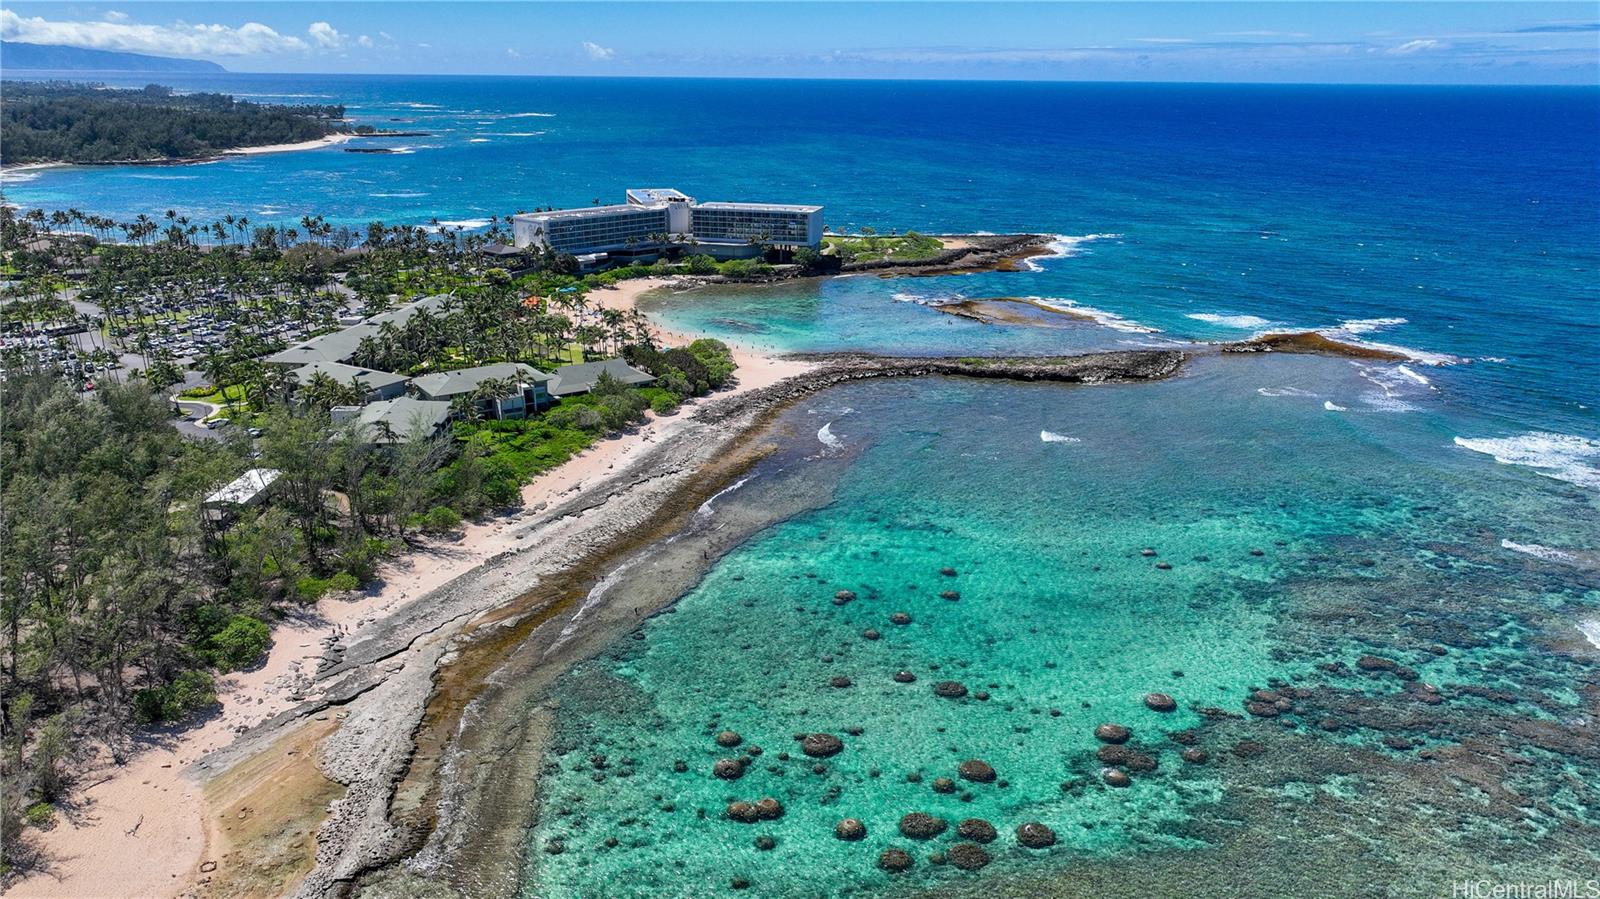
[506,48,521,58]
[103,11,129,23]
[307,21,345,49]
[1215,31,1313,39]
[0,8,309,57]
[1388,39,1444,55]
[582,40,615,61]
[357,34,373,49]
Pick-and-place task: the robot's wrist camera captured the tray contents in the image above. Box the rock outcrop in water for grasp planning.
[958,759,997,783]
[957,818,998,843]
[695,351,1188,431]
[899,812,949,838]
[1016,822,1058,848]
[1222,331,1408,361]
[801,733,844,758]
[878,848,914,872]
[948,842,992,870]
[1095,723,1131,744]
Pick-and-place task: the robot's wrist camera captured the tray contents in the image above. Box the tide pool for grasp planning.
[525,354,1600,898]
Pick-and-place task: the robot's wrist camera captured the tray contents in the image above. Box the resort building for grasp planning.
[512,189,822,263]
[548,359,656,397]
[288,361,409,403]
[410,362,554,419]
[264,295,451,367]
[203,468,281,525]
[336,397,454,445]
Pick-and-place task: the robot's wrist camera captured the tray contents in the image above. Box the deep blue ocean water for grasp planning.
[5,74,1598,896]
[5,76,1596,441]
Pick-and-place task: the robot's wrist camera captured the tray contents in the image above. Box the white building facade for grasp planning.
[512,189,822,261]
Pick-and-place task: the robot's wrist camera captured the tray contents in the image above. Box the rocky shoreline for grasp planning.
[664,233,1055,287]
[188,349,1185,899]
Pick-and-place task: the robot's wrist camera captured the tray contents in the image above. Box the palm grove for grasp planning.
[0,200,737,869]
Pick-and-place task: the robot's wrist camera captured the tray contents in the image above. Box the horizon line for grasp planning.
[5,68,1597,88]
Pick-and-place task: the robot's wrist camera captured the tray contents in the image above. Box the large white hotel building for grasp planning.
[511,189,823,263]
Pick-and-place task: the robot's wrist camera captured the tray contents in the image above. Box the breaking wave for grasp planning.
[1040,431,1081,443]
[697,476,751,518]
[1186,312,1273,329]
[1500,540,1582,565]
[1028,297,1158,334]
[817,422,843,450]
[1453,431,1600,491]
[1019,233,1123,271]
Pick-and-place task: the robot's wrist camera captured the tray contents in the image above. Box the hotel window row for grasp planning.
[513,189,823,260]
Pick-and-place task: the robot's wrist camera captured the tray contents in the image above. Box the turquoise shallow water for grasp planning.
[527,354,1600,897]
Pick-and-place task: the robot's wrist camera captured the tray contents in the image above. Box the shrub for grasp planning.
[717,258,772,277]
[650,393,680,415]
[294,571,359,601]
[687,339,735,389]
[573,407,605,432]
[417,505,462,534]
[206,614,270,672]
[133,670,217,724]
[24,802,54,829]
[683,254,716,274]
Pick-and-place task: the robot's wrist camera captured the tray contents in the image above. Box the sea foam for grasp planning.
[1454,431,1600,491]
[1040,431,1081,443]
[1580,619,1600,650]
[1020,233,1123,271]
[1028,297,1158,334]
[1500,539,1583,565]
[1186,312,1273,329]
[817,422,843,449]
[697,476,751,518]
[1324,401,1347,412]
[1317,317,1460,366]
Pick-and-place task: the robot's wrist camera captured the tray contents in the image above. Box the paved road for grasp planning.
[172,399,226,441]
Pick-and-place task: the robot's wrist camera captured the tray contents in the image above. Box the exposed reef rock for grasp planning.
[1223,331,1408,361]
[899,812,949,839]
[1016,822,1058,848]
[801,733,844,758]
[957,818,998,843]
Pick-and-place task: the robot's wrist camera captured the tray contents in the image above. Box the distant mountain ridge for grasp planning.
[2,41,227,73]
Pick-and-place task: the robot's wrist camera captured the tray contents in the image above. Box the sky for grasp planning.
[2,2,1597,84]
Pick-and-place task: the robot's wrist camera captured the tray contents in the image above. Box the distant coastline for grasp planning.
[0,133,392,172]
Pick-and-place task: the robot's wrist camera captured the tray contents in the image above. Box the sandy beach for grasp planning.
[0,134,352,178]
[6,275,809,899]
[221,134,353,157]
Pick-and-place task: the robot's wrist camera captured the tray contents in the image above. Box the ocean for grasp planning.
[4,74,1597,896]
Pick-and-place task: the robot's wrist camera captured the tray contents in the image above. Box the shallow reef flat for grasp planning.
[521,354,1600,898]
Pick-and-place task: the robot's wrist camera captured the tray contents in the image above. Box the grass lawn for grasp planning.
[824,232,946,264]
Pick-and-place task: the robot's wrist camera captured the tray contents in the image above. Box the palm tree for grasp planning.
[448,393,481,424]
[302,371,360,410]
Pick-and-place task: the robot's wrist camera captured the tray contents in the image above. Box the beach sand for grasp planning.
[222,134,353,157]
[8,275,810,899]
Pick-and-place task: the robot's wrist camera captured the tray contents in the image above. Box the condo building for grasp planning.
[511,189,822,262]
